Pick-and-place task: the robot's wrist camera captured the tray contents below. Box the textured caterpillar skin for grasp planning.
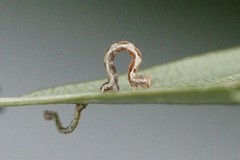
[100,41,151,93]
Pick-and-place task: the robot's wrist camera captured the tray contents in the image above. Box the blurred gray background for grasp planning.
[0,1,240,160]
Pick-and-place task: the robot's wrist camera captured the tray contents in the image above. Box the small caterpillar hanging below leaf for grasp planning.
[44,103,87,134]
[100,41,151,93]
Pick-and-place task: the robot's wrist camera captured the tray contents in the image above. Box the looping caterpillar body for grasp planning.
[100,41,151,93]
[44,104,87,134]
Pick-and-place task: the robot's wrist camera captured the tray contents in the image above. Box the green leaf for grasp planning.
[1,46,240,107]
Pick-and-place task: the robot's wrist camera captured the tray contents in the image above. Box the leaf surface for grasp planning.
[1,46,240,107]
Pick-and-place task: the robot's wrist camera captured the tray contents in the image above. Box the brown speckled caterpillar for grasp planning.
[100,41,151,93]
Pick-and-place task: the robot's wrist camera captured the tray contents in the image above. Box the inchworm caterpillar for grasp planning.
[100,41,151,93]
[44,104,87,134]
